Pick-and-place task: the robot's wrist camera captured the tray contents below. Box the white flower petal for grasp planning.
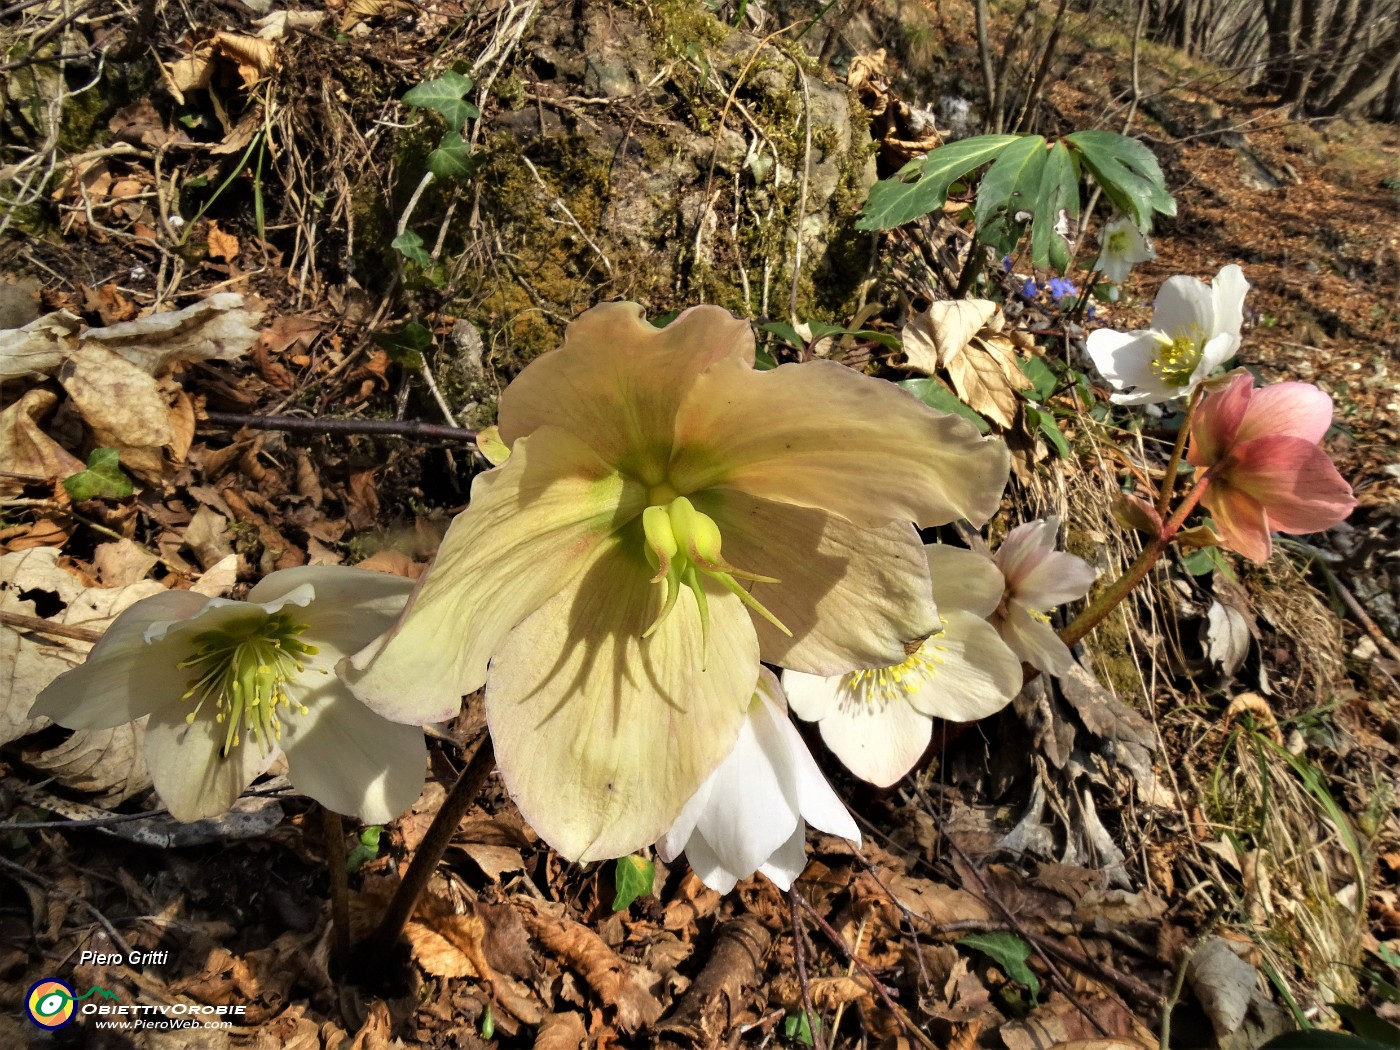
[657,777,712,863]
[994,517,1059,587]
[682,828,742,894]
[143,701,277,822]
[1195,331,1238,382]
[1015,550,1098,610]
[781,669,841,722]
[816,687,933,788]
[1210,264,1249,344]
[924,544,1004,618]
[279,684,426,824]
[907,611,1021,722]
[1086,329,1164,396]
[31,590,212,730]
[758,823,811,891]
[999,602,1075,675]
[250,566,414,660]
[754,677,858,841]
[1152,275,1213,338]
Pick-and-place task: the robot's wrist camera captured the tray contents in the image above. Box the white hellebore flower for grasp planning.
[783,544,1023,787]
[989,517,1097,675]
[31,567,427,824]
[657,669,859,894]
[1086,264,1249,404]
[1093,216,1156,284]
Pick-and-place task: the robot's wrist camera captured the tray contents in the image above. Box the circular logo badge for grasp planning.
[26,978,76,1029]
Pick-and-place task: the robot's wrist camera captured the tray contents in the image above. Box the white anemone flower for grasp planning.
[1093,216,1155,284]
[657,669,859,893]
[782,544,1023,787]
[1086,264,1249,404]
[31,567,426,824]
[989,517,1097,675]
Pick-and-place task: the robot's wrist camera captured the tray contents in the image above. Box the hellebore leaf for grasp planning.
[897,378,990,434]
[1066,130,1175,229]
[958,931,1041,1001]
[858,134,1021,230]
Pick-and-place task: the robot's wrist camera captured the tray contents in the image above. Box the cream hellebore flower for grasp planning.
[782,544,1023,787]
[1093,216,1156,284]
[346,302,1009,862]
[31,567,427,824]
[657,669,859,893]
[989,517,1097,675]
[1087,264,1249,404]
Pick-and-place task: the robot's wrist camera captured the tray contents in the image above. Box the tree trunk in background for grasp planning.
[1314,34,1400,115]
[1262,0,1300,92]
[1280,0,1323,106]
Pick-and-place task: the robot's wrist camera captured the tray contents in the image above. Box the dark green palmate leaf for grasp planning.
[1066,129,1176,229]
[63,448,134,501]
[974,134,1047,257]
[857,134,1020,230]
[427,132,480,180]
[958,931,1041,1000]
[897,378,990,433]
[1033,140,1080,271]
[401,70,480,131]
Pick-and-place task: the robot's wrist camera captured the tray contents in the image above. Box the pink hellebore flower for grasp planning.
[346,302,1009,862]
[991,517,1097,675]
[1186,374,1356,563]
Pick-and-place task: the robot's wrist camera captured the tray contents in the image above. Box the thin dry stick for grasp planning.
[359,735,496,959]
[0,610,103,644]
[203,410,477,444]
[787,887,828,1050]
[321,808,351,972]
[786,51,813,330]
[0,853,134,957]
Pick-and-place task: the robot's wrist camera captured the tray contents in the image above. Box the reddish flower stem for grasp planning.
[1157,385,1203,515]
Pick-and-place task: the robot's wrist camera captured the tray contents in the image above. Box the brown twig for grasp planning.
[0,853,134,957]
[202,410,478,444]
[0,610,104,644]
[787,887,828,1050]
[321,808,351,973]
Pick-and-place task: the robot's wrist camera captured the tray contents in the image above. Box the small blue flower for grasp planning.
[1047,277,1078,300]
[1021,278,1039,300]
[1086,304,1098,321]
[1001,256,1013,272]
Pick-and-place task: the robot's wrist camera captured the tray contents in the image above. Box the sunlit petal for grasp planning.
[906,611,1021,722]
[143,702,276,822]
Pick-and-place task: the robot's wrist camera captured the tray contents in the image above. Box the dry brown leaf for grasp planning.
[192,553,240,597]
[212,32,278,87]
[24,720,152,805]
[532,1012,587,1050]
[1,546,165,746]
[350,1000,397,1050]
[945,332,1033,429]
[517,898,663,1033]
[92,538,159,587]
[405,905,491,980]
[0,388,85,490]
[0,309,80,379]
[900,300,1032,428]
[206,221,241,262]
[1187,938,1257,1038]
[83,293,261,374]
[60,343,173,480]
[185,505,235,570]
[886,874,992,924]
[902,300,998,373]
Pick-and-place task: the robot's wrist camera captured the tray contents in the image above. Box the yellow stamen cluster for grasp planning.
[844,627,949,707]
[177,612,319,758]
[641,496,790,654]
[1150,327,1204,388]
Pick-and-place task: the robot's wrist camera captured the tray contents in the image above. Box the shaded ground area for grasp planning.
[1,0,1398,1047]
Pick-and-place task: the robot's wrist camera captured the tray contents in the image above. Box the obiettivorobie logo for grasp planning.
[25,979,119,1029]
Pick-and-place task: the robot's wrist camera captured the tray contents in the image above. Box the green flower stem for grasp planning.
[1157,385,1203,515]
[321,807,350,972]
[358,734,496,961]
[955,233,985,296]
[1059,476,1208,651]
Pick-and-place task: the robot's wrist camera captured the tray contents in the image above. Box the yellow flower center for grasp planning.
[1150,328,1204,388]
[641,496,790,654]
[845,627,949,706]
[177,612,320,759]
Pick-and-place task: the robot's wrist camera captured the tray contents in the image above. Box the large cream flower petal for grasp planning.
[497,303,755,482]
[813,685,933,788]
[924,545,1004,619]
[346,426,647,724]
[695,488,937,675]
[668,359,1009,529]
[485,536,758,862]
[143,700,278,822]
[906,611,1021,721]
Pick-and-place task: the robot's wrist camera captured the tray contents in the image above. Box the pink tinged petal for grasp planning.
[30,589,213,729]
[1200,480,1273,563]
[1224,437,1357,534]
[250,566,414,661]
[486,537,758,862]
[496,302,754,481]
[906,611,1021,722]
[1086,329,1162,395]
[279,685,427,824]
[697,489,937,675]
[994,517,1060,587]
[758,823,811,891]
[998,603,1075,676]
[1152,275,1214,337]
[923,545,1004,618]
[345,426,647,725]
[1210,264,1249,342]
[1235,382,1334,446]
[1015,550,1098,610]
[669,358,1010,529]
[816,685,933,788]
[1188,373,1254,469]
[782,669,841,722]
[143,702,277,822]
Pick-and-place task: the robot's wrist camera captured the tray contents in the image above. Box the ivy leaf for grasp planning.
[402,70,479,130]
[63,449,134,501]
[1066,130,1175,229]
[428,132,479,180]
[611,855,655,911]
[391,231,431,268]
[783,1011,819,1046]
[374,321,432,369]
[959,931,1041,1001]
[858,134,1021,230]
